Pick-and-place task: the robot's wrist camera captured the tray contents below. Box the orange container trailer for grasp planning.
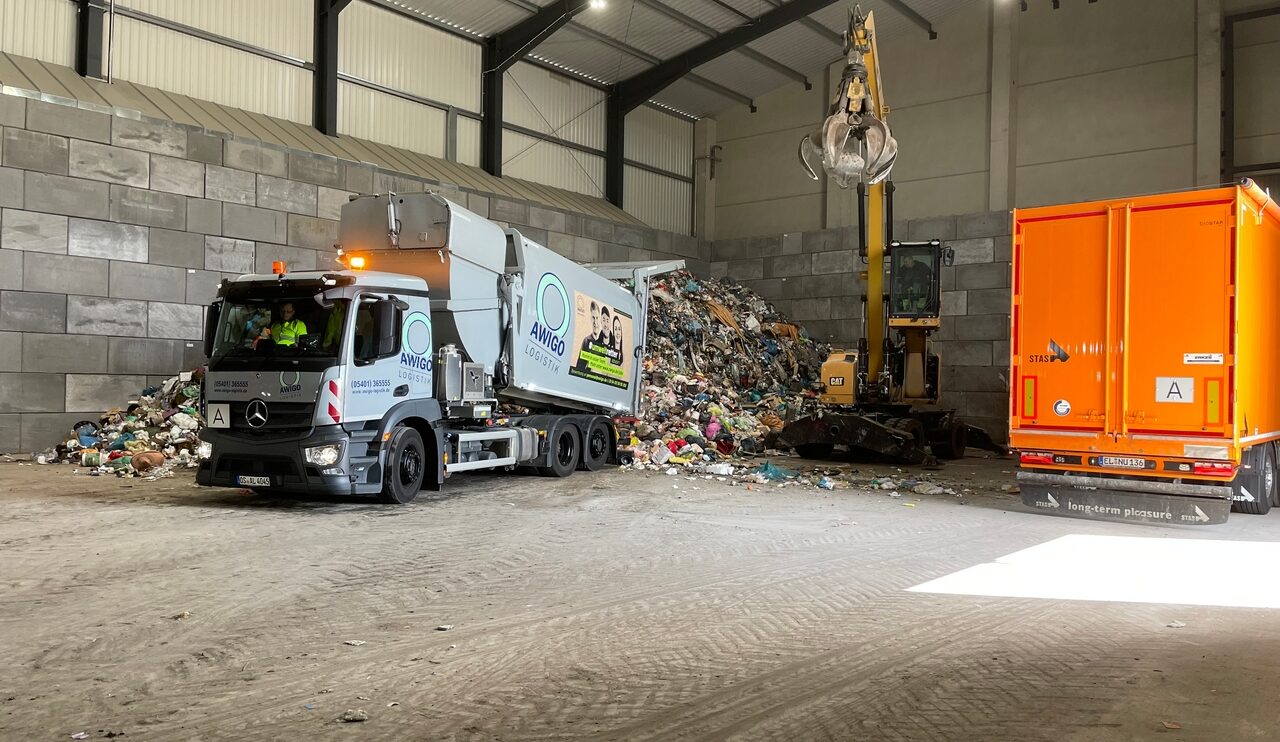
[1010,181,1280,525]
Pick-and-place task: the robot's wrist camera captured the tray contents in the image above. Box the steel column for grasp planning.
[313,0,353,137]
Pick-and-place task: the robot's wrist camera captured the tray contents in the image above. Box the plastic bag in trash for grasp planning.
[755,461,798,481]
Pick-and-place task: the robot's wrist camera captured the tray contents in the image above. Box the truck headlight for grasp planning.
[305,443,343,466]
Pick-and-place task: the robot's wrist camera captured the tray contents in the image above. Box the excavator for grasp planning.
[772,5,1005,464]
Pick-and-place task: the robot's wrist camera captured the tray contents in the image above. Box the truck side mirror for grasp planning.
[203,302,220,359]
[374,298,399,358]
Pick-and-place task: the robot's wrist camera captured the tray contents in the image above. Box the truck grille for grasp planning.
[228,401,315,431]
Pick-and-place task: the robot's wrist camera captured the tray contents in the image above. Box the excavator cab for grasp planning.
[887,241,944,322]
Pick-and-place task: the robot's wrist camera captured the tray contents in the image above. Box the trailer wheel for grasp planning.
[579,419,611,472]
[1272,443,1280,508]
[932,420,968,460]
[379,426,425,504]
[1231,445,1272,515]
[539,425,580,478]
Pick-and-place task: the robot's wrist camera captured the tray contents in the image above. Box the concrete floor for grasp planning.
[2,458,1280,741]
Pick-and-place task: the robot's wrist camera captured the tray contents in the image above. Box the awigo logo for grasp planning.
[279,370,302,394]
[400,311,433,371]
[530,272,570,357]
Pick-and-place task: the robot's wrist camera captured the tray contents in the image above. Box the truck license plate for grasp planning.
[237,476,271,487]
[1098,456,1147,470]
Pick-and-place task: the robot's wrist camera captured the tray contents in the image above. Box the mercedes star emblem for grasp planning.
[245,399,269,429]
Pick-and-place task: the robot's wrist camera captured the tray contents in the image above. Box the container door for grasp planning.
[1122,199,1233,436]
[1014,210,1111,429]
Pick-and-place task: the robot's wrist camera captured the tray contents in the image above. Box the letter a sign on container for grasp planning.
[1156,377,1195,404]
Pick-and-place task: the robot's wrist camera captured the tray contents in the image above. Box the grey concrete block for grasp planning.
[710,261,728,279]
[685,259,710,278]
[613,225,652,250]
[955,314,1009,341]
[802,228,844,253]
[933,341,992,367]
[2,127,68,174]
[600,244,629,262]
[655,230,673,258]
[1,291,65,332]
[256,175,317,216]
[944,364,1009,393]
[675,234,703,261]
[0,167,21,209]
[957,210,1011,239]
[811,250,855,275]
[314,251,342,270]
[994,235,1012,263]
[182,340,205,369]
[110,185,185,230]
[0,94,24,128]
[373,171,425,194]
[710,237,746,262]
[224,140,287,177]
[940,265,956,292]
[205,236,255,273]
[287,214,338,250]
[149,229,204,268]
[148,302,202,340]
[726,259,764,281]
[205,165,255,205]
[108,336,186,375]
[963,391,1010,421]
[955,262,1010,290]
[67,295,147,337]
[69,218,148,262]
[518,226,549,247]
[25,253,107,296]
[223,203,287,243]
[69,140,149,187]
[22,333,108,373]
[966,288,1011,315]
[766,254,812,278]
[583,218,615,242]
[563,212,582,237]
[317,187,352,221]
[344,163,374,194]
[491,198,528,226]
[24,172,109,220]
[254,243,318,274]
[628,248,654,262]
[65,373,148,412]
[746,235,783,258]
[940,290,967,316]
[908,215,957,241]
[790,297,833,321]
[527,205,566,233]
[949,237,995,265]
[547,231,574,259]
[740,278,781,299]
[0,413,17,452]
[186,198,222,235]
[21,412,95,451]
[2,209,68,255]
[0,373,66,413]
[992,340,1010,364]
[572,237,599,263]
[768,232,797,256]
[109,261,186,302]
[466,193,490,218]
[187,130,223,165]
[288,152,344,188]
[831,295,863,319]
[784,273,846,298]
[186,269,222,305]
[150,155,204,197]
[0,249,18,290]
[112,117,186,157]
[26,100,110,143]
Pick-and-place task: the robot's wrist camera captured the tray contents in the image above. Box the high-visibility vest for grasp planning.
[272,318,307,346]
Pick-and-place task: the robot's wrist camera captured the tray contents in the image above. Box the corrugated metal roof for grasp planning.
[0,51,645,224]
[384,0,522,37]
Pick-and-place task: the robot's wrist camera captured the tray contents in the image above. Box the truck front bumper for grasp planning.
[1018,471,1233,525]
[196,425,358,496]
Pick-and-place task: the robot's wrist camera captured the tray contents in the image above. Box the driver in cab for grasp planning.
[268,302,307,347]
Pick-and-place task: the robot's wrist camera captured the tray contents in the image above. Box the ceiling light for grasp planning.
[589,0,607,9]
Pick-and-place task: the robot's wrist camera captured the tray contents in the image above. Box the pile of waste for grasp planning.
[35,369,210,478]
[616,270,830,474]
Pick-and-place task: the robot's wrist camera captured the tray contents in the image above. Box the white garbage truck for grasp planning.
[196,193,680,502]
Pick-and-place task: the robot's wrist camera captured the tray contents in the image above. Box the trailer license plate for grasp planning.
[237,476,271,487]
[1098,456,1147,470]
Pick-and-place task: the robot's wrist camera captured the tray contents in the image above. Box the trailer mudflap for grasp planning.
[1017,472,1232,525]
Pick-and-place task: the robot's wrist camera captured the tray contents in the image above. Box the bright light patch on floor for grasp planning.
[909,534,1280,608]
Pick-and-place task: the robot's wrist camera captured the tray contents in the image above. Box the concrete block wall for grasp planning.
[0,93,707,453]
[710,210,1012,442]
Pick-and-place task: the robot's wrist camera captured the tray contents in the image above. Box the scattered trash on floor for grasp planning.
[70,733,89,740]
[912,483,945,496]
[170,611,191,621]
[1161,720,1182,730]
[436,624,454,631]
[1166,620,1186,629]
[343,640,366,646]
[386,702,400,708]
[339,709,368,723]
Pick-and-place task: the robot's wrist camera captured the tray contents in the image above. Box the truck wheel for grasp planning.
[1231,445,1272,515]
[579,419,611,472]
[379,426,425,504]
[539,426,580,478]
[932,420,968,460]
[795,444,835,460]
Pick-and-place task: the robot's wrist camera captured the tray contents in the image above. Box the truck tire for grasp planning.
[931,420,968,460]
[539,425,580,478]
[379,426,425,504]
[1231,445,1272,515]
[579,419,611,472]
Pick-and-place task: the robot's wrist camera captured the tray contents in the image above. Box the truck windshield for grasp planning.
[211,295,347,359]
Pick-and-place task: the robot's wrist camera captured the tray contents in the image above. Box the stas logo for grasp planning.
[529,272,570,357]
[1029,338,1070,364]
[400,311,433,372]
